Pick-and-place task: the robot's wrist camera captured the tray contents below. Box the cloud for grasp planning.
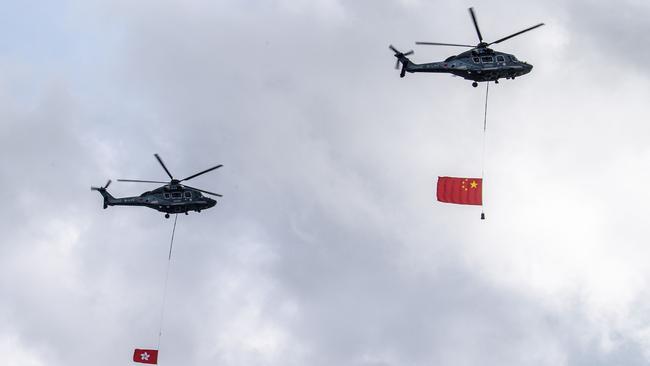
[2,1,650,365]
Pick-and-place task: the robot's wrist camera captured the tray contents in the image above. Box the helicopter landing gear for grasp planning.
[165,213,170,219]
[494,79,499,84]
[184,212,188,215]
[472,82,478,88]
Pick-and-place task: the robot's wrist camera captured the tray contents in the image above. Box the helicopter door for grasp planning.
[496,55,506,65]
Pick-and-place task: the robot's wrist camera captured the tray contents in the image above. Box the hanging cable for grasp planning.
[480,82,490,220]
[157,213,178,349]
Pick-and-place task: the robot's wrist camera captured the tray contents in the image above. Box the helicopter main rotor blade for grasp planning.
[416,41,474,47]
[154,153,174,180]
[180,164,223,182]
[183,184,223,197]
[117,179,168,184]
[469,7,484,43]
[488,23,545,45]
[104,180,112,189]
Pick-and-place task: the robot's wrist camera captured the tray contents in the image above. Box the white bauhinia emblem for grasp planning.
[141,352,150,361]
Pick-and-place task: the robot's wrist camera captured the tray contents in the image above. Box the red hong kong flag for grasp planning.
[133,349,158,364]
[436,176,482,205]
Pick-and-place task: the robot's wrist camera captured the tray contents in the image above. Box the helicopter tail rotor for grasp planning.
[389,45,413,78]
[91,180,114,209]
[91,179,112,191]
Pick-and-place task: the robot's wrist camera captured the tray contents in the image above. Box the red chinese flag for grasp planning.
[436,176,482,205]
[133,349,158,364]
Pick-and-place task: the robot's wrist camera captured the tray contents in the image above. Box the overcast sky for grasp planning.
[2,0,650,365]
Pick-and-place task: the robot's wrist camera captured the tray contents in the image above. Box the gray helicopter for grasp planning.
[92,154,222,218]
[391,7,544,87]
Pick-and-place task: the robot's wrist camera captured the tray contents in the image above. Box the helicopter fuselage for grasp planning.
[402,48,533,83]
[96,185,217,215]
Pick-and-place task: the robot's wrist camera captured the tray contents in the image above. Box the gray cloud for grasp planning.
[2,1,650,365]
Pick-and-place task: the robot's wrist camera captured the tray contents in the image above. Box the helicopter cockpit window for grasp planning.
[496,55,505,62]
[163,193,171,199]
[184,192,192,198]
[509,55,518,62]
[473,57,480,63]
[171,192,182,198]
[481,56,494,63]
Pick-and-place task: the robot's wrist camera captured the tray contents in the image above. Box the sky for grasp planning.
[1,0,650,365]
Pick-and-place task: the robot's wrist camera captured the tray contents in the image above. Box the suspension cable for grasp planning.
[480,82,489,220]
[157,213,178,349]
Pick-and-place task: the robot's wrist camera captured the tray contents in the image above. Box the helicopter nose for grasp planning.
[524,63,533,72]
[208,198,217,208]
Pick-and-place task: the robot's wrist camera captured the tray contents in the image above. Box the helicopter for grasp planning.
[390,7,544,87]
[91,154,222,218]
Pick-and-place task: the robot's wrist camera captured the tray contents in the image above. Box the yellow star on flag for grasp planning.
[470,181,478,189]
